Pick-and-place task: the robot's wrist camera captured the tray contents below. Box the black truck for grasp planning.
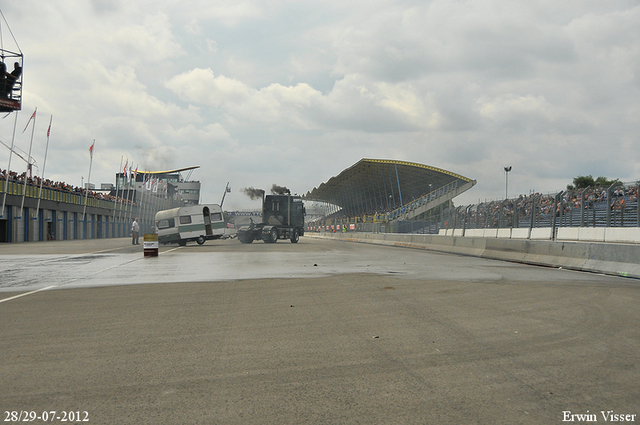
[237,194,305,243]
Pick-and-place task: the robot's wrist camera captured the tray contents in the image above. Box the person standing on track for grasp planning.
[131,217,140,245]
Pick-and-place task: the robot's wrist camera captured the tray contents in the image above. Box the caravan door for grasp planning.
[203,206,213,236]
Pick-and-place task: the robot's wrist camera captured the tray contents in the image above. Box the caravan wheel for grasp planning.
[197,236,206,245]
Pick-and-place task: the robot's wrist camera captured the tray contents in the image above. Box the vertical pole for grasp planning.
[20,108,37,218]
[1,111,20,217]
[36,115,53,217]
[606,184,614,227]
[394,164,403,210]
[354,179,363,217]
[530,196,537,232]
[369,175,379,214]
[118,160,127,222]
[504,166,512,199]
[360,178,371,216]
[579,188,587,228]
[375,171,385,214]
[113,156,123,224]
[637,182,640,228]
[82,139,95,221]
[125,167,135,227]
[388,165,396,210]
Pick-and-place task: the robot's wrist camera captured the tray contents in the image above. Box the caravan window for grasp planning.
[211,212,223,222]
[180,215,192,224]
[157,218,175,229]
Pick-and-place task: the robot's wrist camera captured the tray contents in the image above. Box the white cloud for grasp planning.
[109,13,185,63]
[1,0,639,209]
[166,68,254,107]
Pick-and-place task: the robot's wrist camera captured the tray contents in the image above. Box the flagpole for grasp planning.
[125,162,134,228]
[112,155,123,237]
[1,111,19,218]
[20,107,37,218]
[35,115,53,217]
[141,170,149,234]
[113,155,122,223]
[82,139,95,221]
[128,165,135,228]
[118,159,127,222]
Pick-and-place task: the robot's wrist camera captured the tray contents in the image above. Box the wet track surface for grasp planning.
[1,236,639,424]
[0,236,612,292]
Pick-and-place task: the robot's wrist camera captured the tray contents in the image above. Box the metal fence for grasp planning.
[309,181,640,235]
[444,182,639,232]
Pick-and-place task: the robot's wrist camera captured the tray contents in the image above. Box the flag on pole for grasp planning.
[124,161,128,181]
[82,139,95,220]
[134,166,138,183]
[22,109,36,133]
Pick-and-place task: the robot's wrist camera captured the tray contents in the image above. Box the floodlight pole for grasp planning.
[220,182,231,208]
[504,166,512,199]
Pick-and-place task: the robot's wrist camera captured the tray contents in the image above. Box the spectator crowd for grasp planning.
[463,184,638,229]
[1,168,136,205]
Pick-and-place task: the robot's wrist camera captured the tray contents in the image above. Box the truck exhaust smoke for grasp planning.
[241,187,265,200]
[271,184,291,195]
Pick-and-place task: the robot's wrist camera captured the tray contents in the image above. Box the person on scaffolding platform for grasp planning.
[5,61,21,98]
[0,61,6,95]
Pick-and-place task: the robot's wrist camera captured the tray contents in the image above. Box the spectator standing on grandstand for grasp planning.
[131,217,140,245]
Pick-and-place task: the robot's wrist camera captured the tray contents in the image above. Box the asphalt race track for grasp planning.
[1,237,639,424]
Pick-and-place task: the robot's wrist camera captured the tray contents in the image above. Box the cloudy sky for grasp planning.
[1,1,639,210]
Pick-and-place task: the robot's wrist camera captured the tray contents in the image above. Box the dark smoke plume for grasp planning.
[241,187,265,200]
[271,184,291,195]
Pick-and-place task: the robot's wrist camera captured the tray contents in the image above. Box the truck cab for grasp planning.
[238,194,305,244]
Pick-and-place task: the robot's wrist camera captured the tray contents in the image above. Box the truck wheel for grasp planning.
[178,240,187,246]
[290,228,299,243]
[196,236,206,245]
[239,234,253,244]
[269,227,278,243]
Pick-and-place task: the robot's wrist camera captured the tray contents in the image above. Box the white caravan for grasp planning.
[155,204,235,246]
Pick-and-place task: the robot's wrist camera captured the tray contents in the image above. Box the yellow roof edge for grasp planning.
[360,158,473,182]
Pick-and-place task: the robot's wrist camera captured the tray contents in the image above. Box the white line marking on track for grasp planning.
[0,246,183,304]
[0,286,58,304]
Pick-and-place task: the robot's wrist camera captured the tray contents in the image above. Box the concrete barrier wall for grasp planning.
[308,232,640,279]
[434,227,640,244]
[511,228,530,239]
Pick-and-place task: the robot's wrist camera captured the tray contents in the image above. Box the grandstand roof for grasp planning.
[138,166,200,175]
[304,158,474,216]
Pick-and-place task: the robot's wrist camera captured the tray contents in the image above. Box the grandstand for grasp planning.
[304,159,639,239]
[304,158,476,225]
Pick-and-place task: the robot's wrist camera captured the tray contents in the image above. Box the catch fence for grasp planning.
[310,181,640,236]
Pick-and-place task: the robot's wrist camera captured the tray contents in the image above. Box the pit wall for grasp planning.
[307,230,640,279]
[441,227,640,244]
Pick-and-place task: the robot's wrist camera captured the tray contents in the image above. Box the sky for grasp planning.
[0,0,639,210]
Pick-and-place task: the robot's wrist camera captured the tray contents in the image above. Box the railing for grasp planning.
[446,182,639,231]
[0,180,130,210]
[386,179,462,220]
